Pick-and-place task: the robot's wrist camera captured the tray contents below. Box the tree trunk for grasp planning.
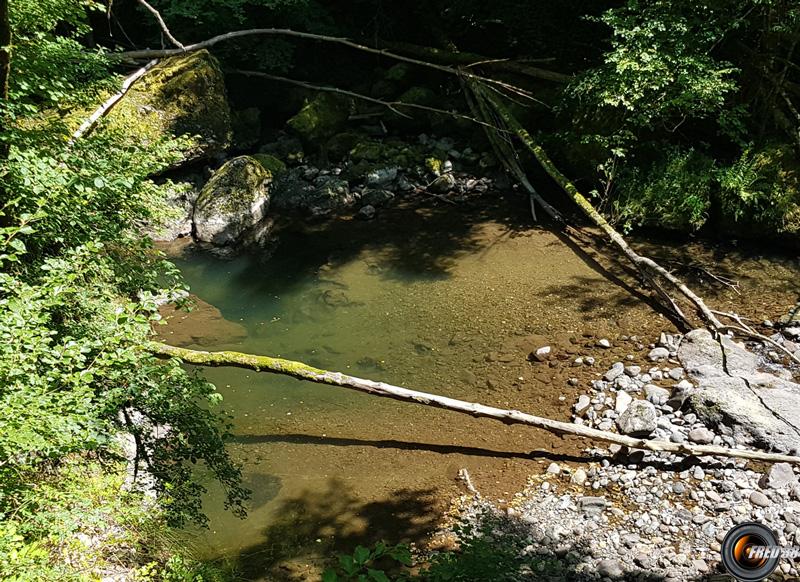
[149,342,800,465]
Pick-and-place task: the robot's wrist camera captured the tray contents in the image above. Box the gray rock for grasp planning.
[597,559,624,578]
[597,339,612,348]
[644,385,670,406]
[571,468,588,485]
[546,462,561,475]
[648,347,670,361]
[143,180,198,241]
[750,491,771,507]
[360,188,395,207]
[365,166,398,186]
[760,463,797,489]
[668,367,685,380]
[578,496,607,515]
[615,391,633,414]
[532,346,552,362]
[680,329,800,452]
[688,427,715,445]
[604,362,625,382]
[357,204,376,220]
[625,365,642,377]
[616,400,657,436]
[574,395,592,417]
[193,156,271,246]
[428,173,456,193]
[272,170,356,216]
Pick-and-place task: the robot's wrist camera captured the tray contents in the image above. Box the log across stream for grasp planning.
[158,197,800,579]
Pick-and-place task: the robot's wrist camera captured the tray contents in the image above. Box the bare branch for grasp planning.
[233,69,512,132]
[135,0,184,50]
[113,28,540,102]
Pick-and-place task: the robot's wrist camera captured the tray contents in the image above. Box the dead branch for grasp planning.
[233,69,511,131]
[136,0,184,50]
[69,59,159,144]
[148,341,800,465]
[113,28,539,102]
[375,39,571,83]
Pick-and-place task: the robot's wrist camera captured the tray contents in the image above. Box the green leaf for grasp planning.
[322,569,338,582]
[354,545,371,565]
[368,569,391,582]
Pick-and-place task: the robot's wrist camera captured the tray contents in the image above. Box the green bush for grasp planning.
[716,144,800,234]
[611,147,715,232]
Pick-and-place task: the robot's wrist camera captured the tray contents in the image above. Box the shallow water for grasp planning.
[161,196,800,580]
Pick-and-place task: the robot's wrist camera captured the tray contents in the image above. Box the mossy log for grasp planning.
[149,341,800,465]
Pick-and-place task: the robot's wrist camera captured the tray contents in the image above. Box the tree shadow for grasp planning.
[231,432,603,463]
[232,478,441,581]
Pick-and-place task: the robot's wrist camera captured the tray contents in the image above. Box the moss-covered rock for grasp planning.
[105,50,232,163]
[253,154,287,176]
[193,156,271,246]
[326,132,363,161]
[286,93,351,145]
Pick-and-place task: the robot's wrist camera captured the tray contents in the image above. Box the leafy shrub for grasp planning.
[716,144,800,234]
[611,147,715,232]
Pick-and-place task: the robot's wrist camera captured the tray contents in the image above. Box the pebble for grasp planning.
[749,491,771,507]
[604,362,625,382]
[760,462,797,489]
[688,427,715,445]
[597,559,624,578]
[648,347,670,361]
[597,339,612,348]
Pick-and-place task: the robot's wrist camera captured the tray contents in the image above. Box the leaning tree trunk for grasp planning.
[149,342,800,465]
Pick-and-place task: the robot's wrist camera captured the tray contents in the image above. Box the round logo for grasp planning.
[721,522,780,581]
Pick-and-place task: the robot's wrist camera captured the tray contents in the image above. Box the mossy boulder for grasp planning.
[286,93,351,145]
[253,154,287,176]
[104,50,231,164]
[193,156,271,246]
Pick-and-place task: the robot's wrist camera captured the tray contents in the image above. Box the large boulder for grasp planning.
[106,50,232,163]
[193,156,271,246]
[679,328,800,453]
[286,93,350,145]
[142,180,199,241]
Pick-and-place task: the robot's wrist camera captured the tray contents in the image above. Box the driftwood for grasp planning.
[149,342,800,465]
[69,59,159,143]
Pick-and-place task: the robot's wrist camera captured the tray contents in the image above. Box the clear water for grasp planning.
[162,199,800,580]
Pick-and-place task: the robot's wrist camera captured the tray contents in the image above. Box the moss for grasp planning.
[196,156,269,215]
[425,157,443,176]
[286,93,351,144]
[253,154,287,176]
[103,50,232,163]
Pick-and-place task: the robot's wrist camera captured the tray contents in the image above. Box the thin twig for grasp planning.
[233,69,512,132]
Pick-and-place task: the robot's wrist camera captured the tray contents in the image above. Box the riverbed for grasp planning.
[158,194,800,580]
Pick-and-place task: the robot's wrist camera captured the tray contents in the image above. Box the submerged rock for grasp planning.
[105,50,231,164]
[193,156,271,246]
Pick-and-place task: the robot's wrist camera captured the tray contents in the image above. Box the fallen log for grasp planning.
[149,341,800,465]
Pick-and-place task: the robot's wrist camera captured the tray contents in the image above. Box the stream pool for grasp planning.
[159,195,800,580]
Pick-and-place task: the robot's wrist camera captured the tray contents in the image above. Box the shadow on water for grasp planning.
[232,432,601,463]
[233,478,440,581]
[169,194,540,307]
